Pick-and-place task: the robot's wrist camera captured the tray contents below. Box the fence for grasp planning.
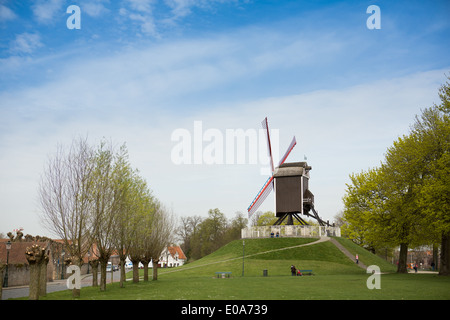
[241,225,341,239]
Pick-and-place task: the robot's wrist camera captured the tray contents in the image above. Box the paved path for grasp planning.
[328,237,367,269]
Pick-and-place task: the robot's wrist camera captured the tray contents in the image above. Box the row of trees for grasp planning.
[342,76,450,275]
[39,137,175,296]
[177,209,247,260]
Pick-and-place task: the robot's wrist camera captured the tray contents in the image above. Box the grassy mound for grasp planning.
[332,237,397,273]
[160,237,366,278]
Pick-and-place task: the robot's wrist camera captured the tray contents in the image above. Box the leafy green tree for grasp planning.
[343,75,450,274]
[342,168,384,252]
[411,77,450,275]
[253,211,278,226]
[225,211,248,242]
[90,140,121,291]
[381,134,428,273]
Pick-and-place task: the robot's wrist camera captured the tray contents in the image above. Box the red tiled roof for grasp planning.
[167,246,186,260]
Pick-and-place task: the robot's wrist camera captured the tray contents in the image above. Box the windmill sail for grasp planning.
[261,117,274,173]
[278,136,296,166]
[247,118,297,218]
[247,176,274,218]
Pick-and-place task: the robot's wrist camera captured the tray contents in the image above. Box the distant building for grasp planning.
[0,238,65,287]
[159,246,187,268]
[124,245,187,269]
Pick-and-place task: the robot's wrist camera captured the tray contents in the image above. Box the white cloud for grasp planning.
[126,0,155,13]
[81,0,110,17]
[129,13,158,36]
[32,0,64,24]
[0,4,16,21]
[9,32,43,55]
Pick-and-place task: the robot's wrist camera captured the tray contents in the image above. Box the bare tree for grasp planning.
[149,202,176,281]
[38,137,95,297]
[176,215,203,260]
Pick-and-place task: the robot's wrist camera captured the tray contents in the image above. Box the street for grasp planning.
[2,270,122,300]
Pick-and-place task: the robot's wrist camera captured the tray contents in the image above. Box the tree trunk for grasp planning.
[39,255,49,297]
[433,243,439,271]
[71,257,82,298]
[100,259,108,291]
[29,262,41,300]
[439,232,450,276]
[90,259,99,287]
[397,243,408,273]
[0,264,5,300]
[141,259,151,281]
[152,259,159,281]
[119,257,126,288]
[25,244,46,300]
[131,258,140,283]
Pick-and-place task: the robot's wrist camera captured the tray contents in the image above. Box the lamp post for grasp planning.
[3,240,11,288]
[87,250,90,274]
[61,249,65,280]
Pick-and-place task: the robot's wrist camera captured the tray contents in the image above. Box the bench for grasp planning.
[299,270,313,276]
[215,271,232,278]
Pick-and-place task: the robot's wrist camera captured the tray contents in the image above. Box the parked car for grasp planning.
[106,262,118,272]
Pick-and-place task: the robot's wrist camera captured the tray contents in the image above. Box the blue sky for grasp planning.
[1,0,449,236]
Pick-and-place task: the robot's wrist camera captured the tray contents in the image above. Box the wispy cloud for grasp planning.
[118,0,245,37]
[9,32,43,55]
[31,0,64,24]
[81,0,110,18]
[0,4,17,22]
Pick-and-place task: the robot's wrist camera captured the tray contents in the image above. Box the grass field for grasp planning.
[29,237,450,300]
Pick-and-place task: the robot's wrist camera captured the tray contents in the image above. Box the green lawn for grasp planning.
[39,272,450,300]
[21,237,450,300]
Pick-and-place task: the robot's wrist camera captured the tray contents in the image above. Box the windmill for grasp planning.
[247,117,329,226]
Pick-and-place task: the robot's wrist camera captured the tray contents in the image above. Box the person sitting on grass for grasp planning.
[291,265,296,276]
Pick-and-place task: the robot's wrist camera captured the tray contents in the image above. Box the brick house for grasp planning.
[0,239,63,287]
